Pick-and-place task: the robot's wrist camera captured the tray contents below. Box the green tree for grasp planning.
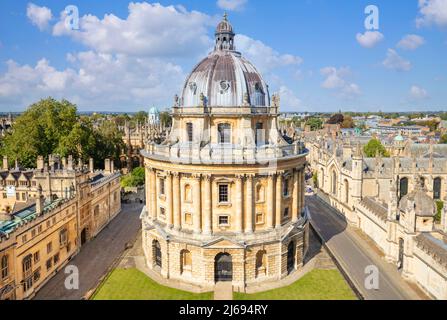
[440,134,447,144]
[1,98,77,168]
[120,167,145,188]
[160,111,172,127]
[341,115,354,129]
[1,98,124,169]
[306,118,323,131]
[363,139,390,158]
[435,200,443,223]
[133,111,148,125]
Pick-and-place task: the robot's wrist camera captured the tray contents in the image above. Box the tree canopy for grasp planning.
[0,98,124,168]
[363,138,390,158]
[326,113,344,125]
[120,167,145,188]
[341,115,355,129]
[306,117,323,131]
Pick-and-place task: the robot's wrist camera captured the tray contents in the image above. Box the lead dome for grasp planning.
[180,14,270,108]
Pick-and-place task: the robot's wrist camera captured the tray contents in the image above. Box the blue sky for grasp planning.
[0,0,446,112]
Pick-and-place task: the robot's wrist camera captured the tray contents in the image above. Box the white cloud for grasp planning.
[356,31,384,48]
[26,3,52,31]
[0,53,185,110]
[416,0,447,27]
[320,67,361,98]
[410,85,429,99]
[235,34,303,74]
[53,2,213,58]
[279,86,301,109]
[382,49,412,71]
[217,0,247,11]
[397,34,425,50]
[2,2,303,111]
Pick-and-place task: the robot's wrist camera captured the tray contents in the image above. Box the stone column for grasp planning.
[193,175,202,234]
[301,168,305,213]
[275,173,283,228]
[145,166,152,218]
[150,168,157,220]
[235,175,244,233]
[166,172,173,228]
[297,169,302,214]
[292,169,299,222]
[245,175,254,233]
[267,174,275,229]
[203,174,212,235]
[173,172,181,230]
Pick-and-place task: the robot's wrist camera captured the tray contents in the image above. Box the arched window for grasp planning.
[218,123,231,144]
[331,170,337,195]
[153,240,162,268]
[255,250,267,278]
[186,123,193,143]
[180,250,192,274]
[399,177,408,199]
[256,184,265,202]
[184,184,192,202]
[344,179,349,203]
[1,255,8,279]
[22,254,32,276]
[283,177,290,197]
[434,177,442,200]
[320,168,325,188]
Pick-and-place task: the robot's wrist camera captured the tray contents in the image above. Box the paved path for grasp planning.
[34,203,143,300]
[214,282,233,300]
[307,195,424,300]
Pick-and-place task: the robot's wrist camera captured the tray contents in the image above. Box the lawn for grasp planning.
[234,269,357,300]
[92,268,356,300]
[92,268,213,300]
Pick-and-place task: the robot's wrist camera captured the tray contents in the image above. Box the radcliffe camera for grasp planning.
[0,0,446,313]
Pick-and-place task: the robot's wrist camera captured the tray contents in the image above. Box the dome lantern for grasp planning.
[215,13,235,51]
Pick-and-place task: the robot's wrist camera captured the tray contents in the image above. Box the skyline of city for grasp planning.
[0,0,446,112]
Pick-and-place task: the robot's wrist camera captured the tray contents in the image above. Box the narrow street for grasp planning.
[33,203,142,300]
[307,195,424,300]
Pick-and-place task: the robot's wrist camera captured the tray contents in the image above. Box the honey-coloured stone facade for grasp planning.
[140,14,310,291]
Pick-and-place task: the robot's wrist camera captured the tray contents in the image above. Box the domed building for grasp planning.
[140,14,309,291]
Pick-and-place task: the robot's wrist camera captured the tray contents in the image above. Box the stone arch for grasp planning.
[399,177,408,199]
[433,177,442,200]
[152,240,162,269]
[344,179,349,203]
[331,169,337,196]
[1,254,9,278]
[184,184,192,202]
[256,183,265,202]
[255,250,267,278]
[180,249,192,275]
[287,241,295,274]
[214,253,233,282]
[320,168,325,188]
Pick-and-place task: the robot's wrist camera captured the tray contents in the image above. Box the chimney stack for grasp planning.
[89,158,94,173]
[36,185,44,216]
[36,156,44,170]
[110,159,114,173]
[104,159,111,174]
[67,155,73,170]
[2,156,8,170]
